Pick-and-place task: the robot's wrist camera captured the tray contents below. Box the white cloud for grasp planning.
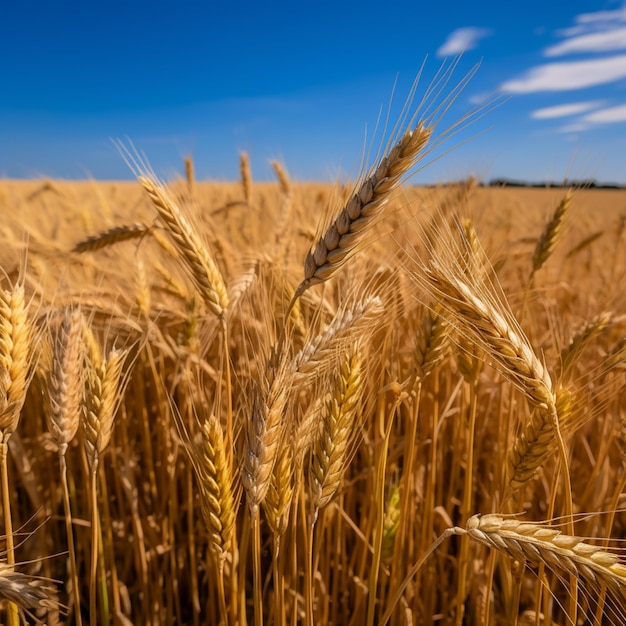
[545,27,626,56]
[436,28,491,57]
[557,122,592,133]
[501,55,626,93]
[583,104,626,123]
[531,101,602,119]
[576,5,626,24]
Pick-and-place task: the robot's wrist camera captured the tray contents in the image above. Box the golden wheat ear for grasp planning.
[138,176,229,320]
[45,308,85,454]
[72,223,151,253]
[309,346,363,521]
[294,124,432,301]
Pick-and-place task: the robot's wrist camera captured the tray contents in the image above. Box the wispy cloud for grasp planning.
[501,55,626,93]
[576,5,626,24]
[531,101,602,119]
[556,122,592,133]
[502,3,626,94]
[545,27,626,56]
[436,27,491,57]
[583,104,626,123]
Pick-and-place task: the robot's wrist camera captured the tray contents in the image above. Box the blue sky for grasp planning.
[2,0,626,183]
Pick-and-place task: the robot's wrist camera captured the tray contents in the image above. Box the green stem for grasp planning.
[0,440,19,626]
[366,398,398,626]
[251,506,263,626]
[60,453,83,626]
[455,379,478,626]
[89,462,99,626]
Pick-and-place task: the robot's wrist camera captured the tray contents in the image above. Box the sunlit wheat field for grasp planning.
[0,160,624,626]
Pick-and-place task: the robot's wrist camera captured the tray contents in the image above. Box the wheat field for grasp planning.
[0,143,625,626]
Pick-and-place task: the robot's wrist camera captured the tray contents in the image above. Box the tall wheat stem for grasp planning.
[89,462,99,626]
[251,506,263,626]
[0,442,18,626]
[389,383,422,609]
[59,453,83,626]
[366,394,399,626]
[455,376,478,626]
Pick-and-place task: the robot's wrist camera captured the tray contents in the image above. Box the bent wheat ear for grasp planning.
[292,295,383,381]
[139,176,229,320]
[0,563,58,612]
[425,259,555,410]
[73,223,150,253]
[464,514,626,611]
[295,124,432,298]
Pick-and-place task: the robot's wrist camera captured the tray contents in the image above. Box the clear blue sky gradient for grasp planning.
[2,0,626,183]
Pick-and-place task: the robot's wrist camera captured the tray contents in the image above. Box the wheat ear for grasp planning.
[240,152,252,205]
[0,563,59,614]
[46,308,85,625]
[242,365,289,512]
[309,347,363,519]
[0,284,33,440]
[184,155,195,195]
[531,191,572,277]
[294,124,432,298]
[508,387,579,490]
[46,308,84,454]
[292,295,383,381]
[558,311,613,382]
[82,346,128,626]
[195,414,236,561]
[0,284,32,626]
[263,438,294,537]
[425,258,555,410]
[72,223,150,253]
[82,347,128,469]
[139,176,229,320]
[464,514,626,613]
[414,304,449,381]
